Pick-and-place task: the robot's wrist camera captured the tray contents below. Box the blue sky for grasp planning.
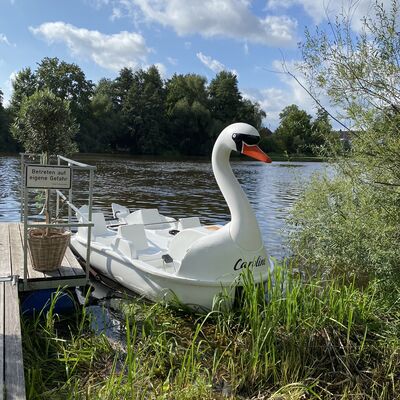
[0,0,384,129]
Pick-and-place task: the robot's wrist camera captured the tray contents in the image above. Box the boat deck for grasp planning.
[0,223,87,291]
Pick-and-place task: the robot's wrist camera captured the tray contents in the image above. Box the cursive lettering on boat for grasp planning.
[233,256,266,271]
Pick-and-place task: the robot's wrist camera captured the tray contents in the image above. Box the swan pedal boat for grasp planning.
[71,123,273,309]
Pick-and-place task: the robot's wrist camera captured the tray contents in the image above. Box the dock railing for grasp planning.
[20,153,96,290]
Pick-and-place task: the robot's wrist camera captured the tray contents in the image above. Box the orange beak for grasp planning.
[242,143,272,163]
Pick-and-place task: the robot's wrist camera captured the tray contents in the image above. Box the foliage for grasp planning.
[290,174,400,287]
[2,57,328,156]
[11,89,78,157]
[123,66,166,154]
[0,89,18,151]
[291,0,400,286]
[165,73,211,155]
[9,58,93,152]
[22,266,400,399]
[300,0,400,185]
[9,67,38,115]
[275,104,313,154]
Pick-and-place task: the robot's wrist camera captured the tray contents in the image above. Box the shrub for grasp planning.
[290,172,400,289]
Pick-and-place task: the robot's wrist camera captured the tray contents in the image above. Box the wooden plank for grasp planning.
[0,224,11,277]
[9,223,42,280]
[8,224,28,279]
[57,252,78,277]
[0,282,5,400]
[65,249,85,276]
[4,281,26,400]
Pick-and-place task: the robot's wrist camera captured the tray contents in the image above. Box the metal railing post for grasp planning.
[56,156,60,219]
[85,169,94,283]
[20,153,24,222]
[23,183,28,290]
[68,162,73,225]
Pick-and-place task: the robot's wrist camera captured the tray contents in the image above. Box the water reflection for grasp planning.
[0,154,326,258]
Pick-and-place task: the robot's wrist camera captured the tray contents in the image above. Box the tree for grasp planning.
[209,71,242,125]
[0,89,18,152]
[35,57,93,112]
[290,1,400,287]
[237,98,266,131]
[300,1,400,184]
[10,58,94,151]
[123,66,166,154]
[11,89,78,228]
[11,89,78,157]
[9,67,37,115]
[113,67,134,110]
[165,74,211,155]
[275,104,312,154]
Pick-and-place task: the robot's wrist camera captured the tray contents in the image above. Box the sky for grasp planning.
[0,0,387,129]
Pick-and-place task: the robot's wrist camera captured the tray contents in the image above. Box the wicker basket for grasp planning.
[28,228,71,271]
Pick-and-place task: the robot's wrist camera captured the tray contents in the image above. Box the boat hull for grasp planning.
[71,236,239,309]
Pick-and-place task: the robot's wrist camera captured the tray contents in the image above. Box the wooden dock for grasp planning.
[0,223,87,291]
[0,222,88,399]
[0,280,26,400]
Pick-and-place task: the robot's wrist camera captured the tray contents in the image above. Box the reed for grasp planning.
[22,263,400,399]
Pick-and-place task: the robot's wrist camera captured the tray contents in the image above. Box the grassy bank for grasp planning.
[22,265,399,399]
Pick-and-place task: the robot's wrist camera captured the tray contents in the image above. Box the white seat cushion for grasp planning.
[117,224,148,251]
[125,209,161,225]
[178,217,201,230]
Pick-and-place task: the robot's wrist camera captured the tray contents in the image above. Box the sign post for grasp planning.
[25,165,71,189]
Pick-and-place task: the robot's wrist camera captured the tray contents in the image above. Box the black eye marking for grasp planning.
[232,133,260,151]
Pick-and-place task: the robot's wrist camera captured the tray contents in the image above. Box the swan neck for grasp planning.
[212,142,262,251]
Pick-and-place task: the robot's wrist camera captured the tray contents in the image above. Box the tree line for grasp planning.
[0,57,333,156]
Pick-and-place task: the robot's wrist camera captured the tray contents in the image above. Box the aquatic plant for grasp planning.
[22,264,400,399]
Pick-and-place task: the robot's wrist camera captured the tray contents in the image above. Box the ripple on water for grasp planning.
[0,155,328,258]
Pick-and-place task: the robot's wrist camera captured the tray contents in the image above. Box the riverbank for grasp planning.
[22,265,399,399]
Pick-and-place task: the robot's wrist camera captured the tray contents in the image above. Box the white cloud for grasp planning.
[243,59,333,129]
[111,7,123,20]
[197,52,225,73]
[167,56,178,66]
[30,22,150,71]
[119,0,297,46]
[153,62,167,78]
[196,52,239,77]
[243,42,249,55]
[2,71,17,106]
[0,33,12,46]
[243,87,288,130]
[267,0,391,31]
[85,0,110,9]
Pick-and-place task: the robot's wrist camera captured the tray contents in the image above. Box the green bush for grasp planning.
[290,172,400,289]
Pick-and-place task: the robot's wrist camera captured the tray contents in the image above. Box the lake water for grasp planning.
[0,154,326,258]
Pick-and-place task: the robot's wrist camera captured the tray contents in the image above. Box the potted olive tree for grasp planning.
[12,89,78,271]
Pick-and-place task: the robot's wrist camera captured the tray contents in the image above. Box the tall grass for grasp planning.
[22,264,400,399]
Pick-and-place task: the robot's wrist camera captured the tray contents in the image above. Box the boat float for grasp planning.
[71,123,273,309]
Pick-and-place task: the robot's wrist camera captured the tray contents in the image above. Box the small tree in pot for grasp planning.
[12,89,79,271]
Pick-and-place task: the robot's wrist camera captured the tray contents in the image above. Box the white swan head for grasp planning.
[217,122,272,163]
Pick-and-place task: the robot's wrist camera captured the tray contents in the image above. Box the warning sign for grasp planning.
[25,165,71,189]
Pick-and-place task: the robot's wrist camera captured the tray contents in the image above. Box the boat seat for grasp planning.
[117,224,148,251]
[125,208,171,229]
[77,212,114,240]
[115,224,161,260]
[177,217,201,230]
[168,229,206,262]
[111,203,130,221]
